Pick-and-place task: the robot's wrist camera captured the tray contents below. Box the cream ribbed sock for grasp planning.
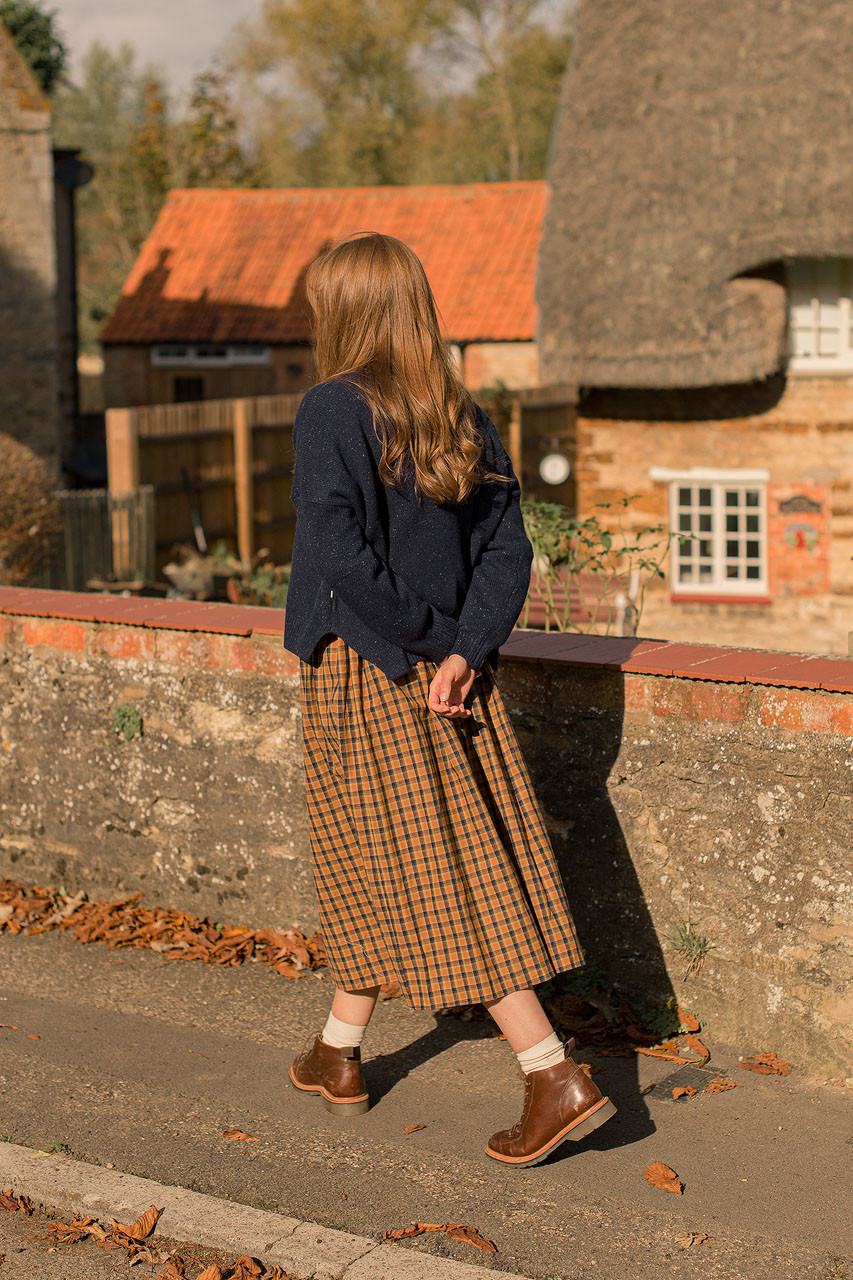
[321,1011,368,1049]
[516,1031,565,1074]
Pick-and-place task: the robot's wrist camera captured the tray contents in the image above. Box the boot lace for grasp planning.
[509,1071,534,1138]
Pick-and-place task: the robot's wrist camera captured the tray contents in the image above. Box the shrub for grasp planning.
[0,434,62,586]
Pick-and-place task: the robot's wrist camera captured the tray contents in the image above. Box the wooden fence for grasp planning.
[60,485,155,590]
[106,394,302,580]
[104,386,580,591]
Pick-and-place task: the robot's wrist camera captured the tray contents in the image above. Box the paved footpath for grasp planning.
[0,929,850,1280]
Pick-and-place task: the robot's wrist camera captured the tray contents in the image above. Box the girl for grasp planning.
[282,231,616,1168]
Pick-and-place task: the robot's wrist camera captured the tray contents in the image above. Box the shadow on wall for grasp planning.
[515,662,669,1146]
[578,370,789,423]
[0,243,60,470]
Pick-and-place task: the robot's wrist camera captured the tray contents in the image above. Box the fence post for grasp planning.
[233,398,254,571]
[106,408,139,492]
[105,408,139,582]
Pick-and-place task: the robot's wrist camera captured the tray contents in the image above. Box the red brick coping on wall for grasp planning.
[2,586,853,701]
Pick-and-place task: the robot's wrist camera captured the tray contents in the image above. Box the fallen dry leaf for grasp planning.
[230,1258,264,1278]
[675,1231,713,1248]
[636,1046,690,1064]
[402,1123,426,1135]
[676,1006,700,1032]
[684,1033,710,1063]
[0,1189,31,1213]
[222,1129,260,1142]
[383,1222,496,1252]
[193,1266,224,1280]
[445,1223,497,1253]
[383,1223,444,1241]
[157,1256,186,1279]
[672,1085,697,1100]
[111,1204,162,1240]
[644,1161,683,1194]
[705,1077,743,1094]
[737,1051,791,1076]
[128,1245,159,1266]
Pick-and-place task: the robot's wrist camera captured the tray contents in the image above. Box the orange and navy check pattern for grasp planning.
[298,635,585,1010]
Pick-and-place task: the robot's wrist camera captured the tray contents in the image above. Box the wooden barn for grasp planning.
[101,181,546,408]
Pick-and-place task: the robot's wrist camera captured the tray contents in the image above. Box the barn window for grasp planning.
[152,345,272,367]
[649,467,770,597]
[787,258,853,370]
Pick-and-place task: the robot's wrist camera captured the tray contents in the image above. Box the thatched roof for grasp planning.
[537,0,853,391]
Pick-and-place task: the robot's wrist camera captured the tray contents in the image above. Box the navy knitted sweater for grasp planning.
[282,375,534,681]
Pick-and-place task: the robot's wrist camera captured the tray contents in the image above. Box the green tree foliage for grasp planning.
[237,0,450,187]
[52,46,258,349]
[235,0,573,186]
[0,0,66,94]
[178,65,260,188]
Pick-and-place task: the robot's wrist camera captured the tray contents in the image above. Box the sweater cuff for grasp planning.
[448,629,494,673]
[431,612,460,656]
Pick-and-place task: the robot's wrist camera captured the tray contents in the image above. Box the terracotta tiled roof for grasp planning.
[101,182,548,347]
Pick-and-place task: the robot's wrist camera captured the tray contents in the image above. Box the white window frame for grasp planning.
[151,344,272,368]
[649,466,770,597]
[787,257,853,373]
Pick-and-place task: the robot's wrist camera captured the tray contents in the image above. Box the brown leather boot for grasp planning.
[485,1035,616,1167]
[289,1033,370,1115]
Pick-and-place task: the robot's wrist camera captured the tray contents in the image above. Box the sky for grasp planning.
[51,0,244,92]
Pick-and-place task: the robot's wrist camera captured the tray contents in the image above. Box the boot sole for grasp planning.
[484,1096,617,1167]
[288,1063,370,1115]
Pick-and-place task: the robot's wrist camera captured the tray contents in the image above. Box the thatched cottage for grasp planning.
[535,0,853,655]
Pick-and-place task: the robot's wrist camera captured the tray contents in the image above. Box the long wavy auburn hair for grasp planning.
[304,232,513,507]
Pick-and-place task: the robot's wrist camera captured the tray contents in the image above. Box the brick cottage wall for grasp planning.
[571,373,853,656]
[0,588,851,1074]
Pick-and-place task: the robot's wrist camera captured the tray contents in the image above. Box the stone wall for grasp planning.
[0,24,60,470]
[569,372,853,655]
[0,587,851,1075]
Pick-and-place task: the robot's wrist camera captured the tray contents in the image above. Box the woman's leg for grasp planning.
[483,985,617,1164]
[321,983,382,1048]
[483,987,555,1054]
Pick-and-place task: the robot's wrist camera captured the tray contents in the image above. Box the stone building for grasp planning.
[0,21,92,481]
[535,0,853,656]
[100,181,545,407]
[0,20,59,470]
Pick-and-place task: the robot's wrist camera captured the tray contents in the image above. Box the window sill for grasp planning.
[670,593,772,605]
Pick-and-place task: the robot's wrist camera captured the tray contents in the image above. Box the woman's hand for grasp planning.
[428,654,478,717]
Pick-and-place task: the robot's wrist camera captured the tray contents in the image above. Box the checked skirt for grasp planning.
[298,634,584,1010]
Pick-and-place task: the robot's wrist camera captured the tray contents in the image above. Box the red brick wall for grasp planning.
[564,372,853,654]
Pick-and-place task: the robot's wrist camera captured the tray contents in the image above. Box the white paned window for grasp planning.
[649,468,769,597]
[787,258,853,371]
[151,344,272,367]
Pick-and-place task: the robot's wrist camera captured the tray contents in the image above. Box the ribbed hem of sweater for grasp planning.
[449,629,494,673]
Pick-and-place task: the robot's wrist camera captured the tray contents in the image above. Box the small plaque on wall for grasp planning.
[779,494,823,515]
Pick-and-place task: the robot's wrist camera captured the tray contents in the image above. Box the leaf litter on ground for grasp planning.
[0,1183,296,1278]
[383,1221,497,1253]
[737,1050,792,1076]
